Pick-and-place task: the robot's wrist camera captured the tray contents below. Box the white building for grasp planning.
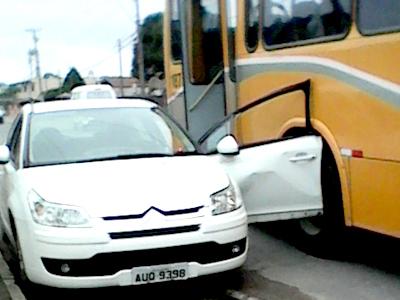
[13,74,62,100]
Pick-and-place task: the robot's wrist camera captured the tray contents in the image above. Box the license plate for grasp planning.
[132,263,189,285]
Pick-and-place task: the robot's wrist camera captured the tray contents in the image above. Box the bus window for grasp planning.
[245,0,260,52]
[170,0,183,62]
[262,0,351,48]
[188,0,223,84]
[357,0,400,35]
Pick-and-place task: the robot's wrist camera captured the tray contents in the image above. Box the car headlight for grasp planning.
[211,184,241,215]
[28,190,91,227]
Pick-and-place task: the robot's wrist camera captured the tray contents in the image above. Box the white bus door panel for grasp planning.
[214,136,323,223]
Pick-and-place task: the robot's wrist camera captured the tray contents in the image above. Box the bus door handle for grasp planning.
[289,153,317,163]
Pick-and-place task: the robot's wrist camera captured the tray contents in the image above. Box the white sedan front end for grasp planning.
[17,201,247,288]
[0,100,247,288]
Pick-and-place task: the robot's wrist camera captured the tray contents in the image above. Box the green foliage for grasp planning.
[43,67,84,100]
[132,12,164,79]
[62,67,85,92]
[43,87,64,101]
[0,85,19,99]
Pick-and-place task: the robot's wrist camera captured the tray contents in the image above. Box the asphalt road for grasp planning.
[0,116,399,300]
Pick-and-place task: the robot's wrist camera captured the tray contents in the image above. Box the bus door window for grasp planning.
[170,0,183,62]
[245,0,260,52]
[188,0,223,84]
[227,0,238,82]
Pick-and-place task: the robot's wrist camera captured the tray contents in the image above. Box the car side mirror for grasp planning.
[0,145,10,164]
[217,135,239,156]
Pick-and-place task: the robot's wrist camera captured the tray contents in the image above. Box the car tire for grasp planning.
[9,218,33,290]
[293,142,347,258]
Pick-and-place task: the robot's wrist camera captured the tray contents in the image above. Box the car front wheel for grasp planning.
[10,218,31,288]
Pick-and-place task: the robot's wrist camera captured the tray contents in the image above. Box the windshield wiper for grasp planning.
[26,152,199,167]
[81,153,173,163]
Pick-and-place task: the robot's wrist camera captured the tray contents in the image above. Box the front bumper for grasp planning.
[42,238,247,277]
[16,206,248,288]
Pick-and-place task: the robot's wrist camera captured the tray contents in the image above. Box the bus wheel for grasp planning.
[295,143,346,258]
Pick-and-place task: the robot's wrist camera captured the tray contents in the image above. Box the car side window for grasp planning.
[8,117,23,167]
[6,114,20,146]
[199,117,233,153]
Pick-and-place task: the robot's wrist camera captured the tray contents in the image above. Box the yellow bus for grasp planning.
[163,0,400,247]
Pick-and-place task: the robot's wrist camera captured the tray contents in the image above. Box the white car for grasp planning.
[0,99,247,288]
[70,84,117,100]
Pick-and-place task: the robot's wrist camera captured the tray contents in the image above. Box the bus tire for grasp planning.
[294,142,346,257]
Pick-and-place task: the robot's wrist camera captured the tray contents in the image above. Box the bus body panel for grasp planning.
[351,158,400,238]
[234,68,400,237]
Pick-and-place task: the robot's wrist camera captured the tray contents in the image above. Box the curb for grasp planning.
[0,253,26,300]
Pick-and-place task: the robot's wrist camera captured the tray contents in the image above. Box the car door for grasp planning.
[198,80,323,223]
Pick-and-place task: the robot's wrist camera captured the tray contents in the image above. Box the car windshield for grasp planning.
[27,107,197,167]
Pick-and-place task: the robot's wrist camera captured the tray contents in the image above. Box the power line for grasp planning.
[120,33,136,45]
[81,32,135,75]
[113,33,136,50]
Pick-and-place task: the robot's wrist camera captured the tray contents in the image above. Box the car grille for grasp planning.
[103,206,204,221]
[109,225,201,239]
[41,238,247,277]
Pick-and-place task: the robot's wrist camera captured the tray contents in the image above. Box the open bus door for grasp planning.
[198,80,324,223]
[173,0,235,141]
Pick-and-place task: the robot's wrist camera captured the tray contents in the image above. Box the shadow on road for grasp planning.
[256,221,400,275]
[21,271,243,300]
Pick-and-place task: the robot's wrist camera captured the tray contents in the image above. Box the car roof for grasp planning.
[22,99,157,114]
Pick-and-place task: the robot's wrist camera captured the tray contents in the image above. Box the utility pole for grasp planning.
[134,0,146,96]
[28,50,35,99]
[26,29,43,98]
[117,39,125,97]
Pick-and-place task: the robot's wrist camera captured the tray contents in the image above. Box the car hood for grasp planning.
[22,156,229,218]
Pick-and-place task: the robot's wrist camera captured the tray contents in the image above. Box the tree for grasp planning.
[62,67,85,92]
[132,12,164,79]
[43,87,64,101]
[43,67,84,100]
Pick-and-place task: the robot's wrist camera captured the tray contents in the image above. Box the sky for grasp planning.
[0,0,165,85]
